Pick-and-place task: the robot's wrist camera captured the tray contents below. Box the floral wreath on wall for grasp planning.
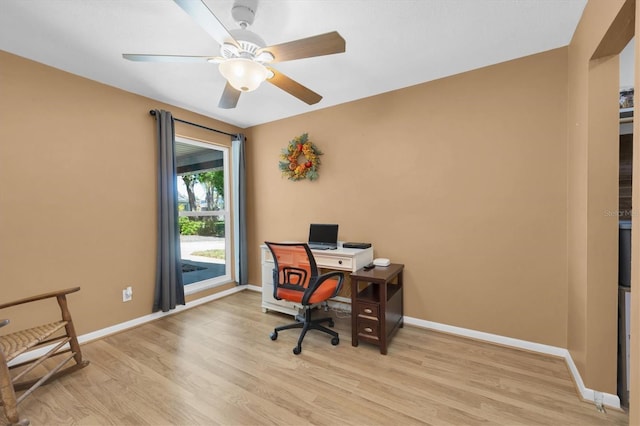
[278,133,323,181]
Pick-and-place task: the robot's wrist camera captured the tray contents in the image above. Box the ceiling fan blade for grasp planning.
[123,54,219,63]
[259,31,345,63]
[218,82,241,109]
[173,0,237,46]
[266,67,322,105]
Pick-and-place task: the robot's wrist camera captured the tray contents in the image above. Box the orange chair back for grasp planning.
[265,242,341,305]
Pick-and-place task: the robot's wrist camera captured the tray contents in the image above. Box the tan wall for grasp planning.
[1,0,630,404]
[0,51,241,335]
[246,48,569,347]
[566,0,631,395]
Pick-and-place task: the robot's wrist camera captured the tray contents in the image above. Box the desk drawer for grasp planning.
[355,302,379,320]
[357,318,380,340]
[314,255,353,270]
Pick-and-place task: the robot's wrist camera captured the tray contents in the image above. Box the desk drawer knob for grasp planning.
[364,308,373,314]
[338,260,343,265]
[364,327,373,333]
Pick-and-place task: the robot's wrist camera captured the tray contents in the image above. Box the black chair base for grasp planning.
[270,307,339,354]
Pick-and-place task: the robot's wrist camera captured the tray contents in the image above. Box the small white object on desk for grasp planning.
[373,258,391,267]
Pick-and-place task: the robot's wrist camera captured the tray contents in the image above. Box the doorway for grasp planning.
[618,37,634,409]
[175,137,231,294]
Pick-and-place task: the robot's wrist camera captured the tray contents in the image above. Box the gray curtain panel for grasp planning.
[232,134,248,285]
[153,109,185,312]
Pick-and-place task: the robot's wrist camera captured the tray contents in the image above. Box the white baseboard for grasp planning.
[251,283,618,408]
[403,316,621,410]
[9,284,249,366]
[13,284,620,410]
[245,284,262,292]
[81,284,249,342]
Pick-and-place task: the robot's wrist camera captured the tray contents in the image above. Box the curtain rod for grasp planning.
[149,110,237,138]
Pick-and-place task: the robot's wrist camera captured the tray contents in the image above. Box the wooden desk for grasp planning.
[260,243,374,316]
[350,263,404,355]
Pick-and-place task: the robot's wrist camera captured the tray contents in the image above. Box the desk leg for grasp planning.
[399,270,404,328]
[351,278,358,347]
[379,280,387,355]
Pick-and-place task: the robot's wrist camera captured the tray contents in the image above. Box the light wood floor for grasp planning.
[5,290,629,425]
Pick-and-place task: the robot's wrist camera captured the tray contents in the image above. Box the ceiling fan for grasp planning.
[123,0,346,109]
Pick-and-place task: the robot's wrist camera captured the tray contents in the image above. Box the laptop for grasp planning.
[307,224,339,250]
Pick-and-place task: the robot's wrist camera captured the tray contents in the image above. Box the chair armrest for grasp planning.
[302,271,344,305]
[0,287,80,310]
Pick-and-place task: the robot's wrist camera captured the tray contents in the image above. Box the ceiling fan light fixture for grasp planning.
[219,58,268,92]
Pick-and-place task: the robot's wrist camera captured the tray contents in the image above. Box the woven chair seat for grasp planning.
[0,320,67,362]
[0,288,88,425]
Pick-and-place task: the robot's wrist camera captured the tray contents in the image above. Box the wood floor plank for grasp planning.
[3,290,629,425]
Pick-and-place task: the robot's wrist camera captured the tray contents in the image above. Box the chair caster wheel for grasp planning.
[270,331,278,340]
[331,336,339,345]
[293,346,301,355]
[328,320,335,327]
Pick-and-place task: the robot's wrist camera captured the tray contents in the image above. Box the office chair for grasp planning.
[265,242,345,355]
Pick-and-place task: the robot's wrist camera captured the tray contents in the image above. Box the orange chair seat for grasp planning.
[276,278,339,304]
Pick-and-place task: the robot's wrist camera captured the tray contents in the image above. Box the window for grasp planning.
[175,137,231,294]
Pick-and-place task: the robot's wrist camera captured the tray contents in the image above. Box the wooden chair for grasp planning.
[0,287,89,425]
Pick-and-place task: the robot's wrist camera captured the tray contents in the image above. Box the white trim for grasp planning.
[11,285,621,410]
[245,284,262,292]
[175,137,232,288]
[404,317,568,357]
[403,316,621,410]
[9,285,248,367]
[184,277,233,296]
[82,285,247,343]
[248,284,618,408]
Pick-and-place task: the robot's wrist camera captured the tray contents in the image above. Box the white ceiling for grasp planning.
[0,0,587,128]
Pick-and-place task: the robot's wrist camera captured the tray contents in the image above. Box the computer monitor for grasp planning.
[308,224,339,250]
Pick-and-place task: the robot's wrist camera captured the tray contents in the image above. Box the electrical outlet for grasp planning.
[594,391,605,413]
[122,286,132,302]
